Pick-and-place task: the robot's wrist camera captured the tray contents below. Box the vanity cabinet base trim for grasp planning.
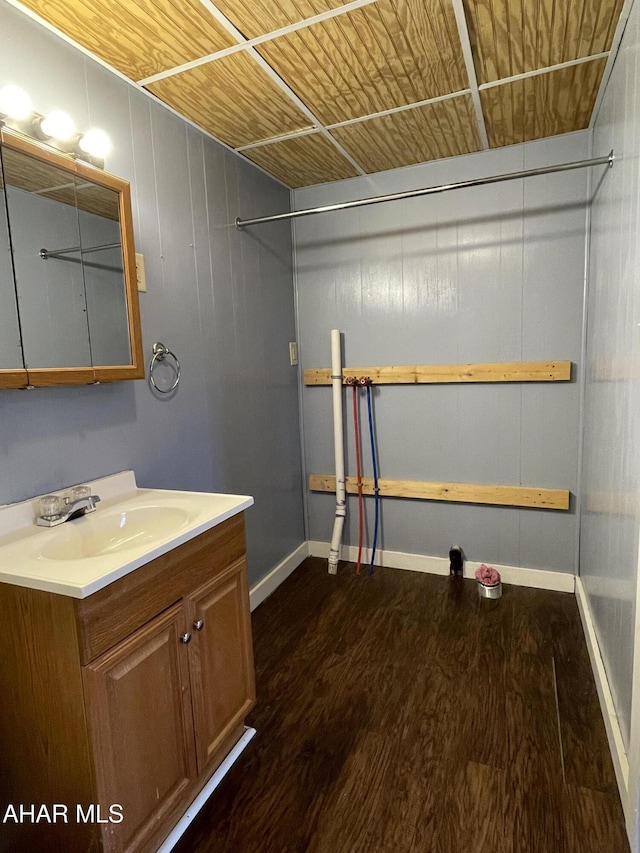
[157,726,256,853]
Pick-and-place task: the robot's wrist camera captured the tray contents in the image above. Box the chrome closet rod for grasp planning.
[40,242,121,260]
[236,150,614,229]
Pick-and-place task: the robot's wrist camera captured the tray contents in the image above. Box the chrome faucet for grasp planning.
[36,491,101,527]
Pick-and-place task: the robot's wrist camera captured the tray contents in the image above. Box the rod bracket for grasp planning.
[608,149,615,168]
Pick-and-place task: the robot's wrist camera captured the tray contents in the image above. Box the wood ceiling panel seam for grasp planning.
[235,127,320,152]
[394,0,468,102]
[307,15,379,121]
[416,96,454,160]
[589,0,634,128]
[330,94,481,173]
[345,5,421,116]
[468,0,625,85]
[388,1,449,105]
[326,88,472,128]
[242,132,360,186]
[451,0,489,148]
[433,0,471,87]
[257,16,380,127]
[400,106,437,161]
[197,0,368,174]
[382,2,434,105]
[16,0,237,80]
[576,0,617,61]
[563,0,581,64]
[531,0,542,71]
[462,0,481,80]
[359,6,415,106]
[138,0,382,84]
[214,0,380,39]
[241,45,367,174]
[146,51,319,147]
[441,94,476,156]
[312,8,412,122]
[257,0,472,126]
[477,52,609,90]
[487,0,505,80]
[481,56,607,147]
[508,0,524,78]
[589,0,621,57]
[446,95,479,155]
[238,88,474,160]
[586,0,605,56]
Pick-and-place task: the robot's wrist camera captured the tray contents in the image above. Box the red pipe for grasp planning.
[352,384,364,574]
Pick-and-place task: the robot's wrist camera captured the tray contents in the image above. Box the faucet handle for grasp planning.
[70,485,91,501]
[39,495,62,519]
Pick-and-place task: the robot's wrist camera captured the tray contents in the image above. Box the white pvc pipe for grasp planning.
[328,329,346,574]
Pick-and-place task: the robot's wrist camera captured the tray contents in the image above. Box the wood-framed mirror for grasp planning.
[0,128,143,388]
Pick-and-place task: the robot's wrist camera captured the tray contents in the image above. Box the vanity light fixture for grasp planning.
[0,84,32,120]
[0,82,113,166]
[39,109,75,141]
[78,127,112,159]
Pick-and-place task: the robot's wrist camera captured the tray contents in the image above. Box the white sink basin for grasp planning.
[40,505,192,560]
[0,471,254,598]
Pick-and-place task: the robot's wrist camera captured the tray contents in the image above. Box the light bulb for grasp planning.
[40,109,75,140]
[79,128,112,158]
[0,84,32,120]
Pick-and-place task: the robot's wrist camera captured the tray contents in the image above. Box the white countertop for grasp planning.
[0,471,253,599]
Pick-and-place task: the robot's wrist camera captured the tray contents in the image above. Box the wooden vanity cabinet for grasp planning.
[0,513,255,853]
[186,561,256,774]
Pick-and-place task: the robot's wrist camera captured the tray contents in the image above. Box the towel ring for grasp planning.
[149,341,181,393]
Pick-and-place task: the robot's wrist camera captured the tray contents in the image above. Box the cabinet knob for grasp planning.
[193,620,204,631]
[180,632,192,644]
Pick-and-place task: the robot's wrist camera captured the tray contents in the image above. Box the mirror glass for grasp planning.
[0,146,25,370]
[1,144,132,370]
[76,182,131,367]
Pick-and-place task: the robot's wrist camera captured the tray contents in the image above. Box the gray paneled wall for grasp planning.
[581,0,640,751]
[0,2,304,585]
[294,132,591,574]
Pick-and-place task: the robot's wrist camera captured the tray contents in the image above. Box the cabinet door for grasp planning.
[83,603,196,853]
[186,557,256,773]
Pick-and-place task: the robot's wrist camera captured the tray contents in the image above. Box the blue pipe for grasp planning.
[366,385,379,575]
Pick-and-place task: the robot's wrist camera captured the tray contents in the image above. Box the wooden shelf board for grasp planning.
[308,474,570,511]
[303,361,572,385]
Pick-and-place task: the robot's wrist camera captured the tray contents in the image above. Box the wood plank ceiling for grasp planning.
[14,0,626,188]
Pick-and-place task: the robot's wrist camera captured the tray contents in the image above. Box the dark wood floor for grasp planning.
[174,558,629,853]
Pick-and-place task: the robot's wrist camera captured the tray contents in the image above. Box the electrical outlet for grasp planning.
[289,341,298,366]
[135,253,147,292]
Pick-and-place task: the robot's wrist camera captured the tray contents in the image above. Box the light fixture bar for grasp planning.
[236,151,614,228]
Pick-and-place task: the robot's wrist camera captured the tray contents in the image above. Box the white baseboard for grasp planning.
[575,577,629,802]
[249,542,309,611]
[307,541,575,593]
[158,727,256,852]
